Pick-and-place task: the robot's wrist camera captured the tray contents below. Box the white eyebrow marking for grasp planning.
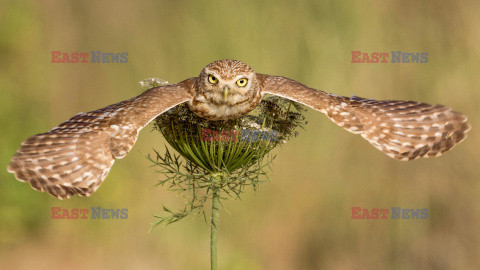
[232,74,250,81]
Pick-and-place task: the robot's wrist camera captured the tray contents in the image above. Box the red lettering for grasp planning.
[51,207,62,219]
[61,208,71,219]
[61,53,70,63]
[71,52,79,63]
[211,130,220,141]
[371,52,379,63]
[202,129,212,141]
[220,130,230,141]
[361,53,371,63]
[70,208,79,219]
[351,51,362,63]
[51,51,62,63]
[351,207,362,219]
[380,208,389,219]
[230,131,239,141]
[79,209,89,219]
[79,53,89,63]
[379,53,389,63]
[361,208,371,219]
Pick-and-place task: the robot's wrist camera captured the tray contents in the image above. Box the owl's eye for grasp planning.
[236,78,248,87]
[208,75,218,84]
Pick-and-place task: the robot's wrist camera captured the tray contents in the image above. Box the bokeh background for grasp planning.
[1,0,479,269]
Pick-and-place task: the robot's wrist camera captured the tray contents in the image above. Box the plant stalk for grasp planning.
[210,179,220,270]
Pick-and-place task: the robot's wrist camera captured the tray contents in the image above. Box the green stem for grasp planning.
[210,181,220,270]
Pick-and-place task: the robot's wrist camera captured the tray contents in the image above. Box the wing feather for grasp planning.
[258,74,470,160]
[7,78,195,199]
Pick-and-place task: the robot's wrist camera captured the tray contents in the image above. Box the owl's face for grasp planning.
[190,60,262,120]
[198,60,258,105]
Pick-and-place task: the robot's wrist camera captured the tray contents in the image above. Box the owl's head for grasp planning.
[197,60,259,106]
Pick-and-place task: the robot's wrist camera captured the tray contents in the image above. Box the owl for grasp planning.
[7,60,471,199]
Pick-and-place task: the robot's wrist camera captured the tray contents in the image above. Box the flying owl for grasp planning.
[7,60,471,199]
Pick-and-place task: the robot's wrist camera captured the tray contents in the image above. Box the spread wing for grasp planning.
[258,74,470,160]
[7,78,196,199]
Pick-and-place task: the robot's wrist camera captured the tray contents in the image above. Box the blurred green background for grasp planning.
[1,0,479,269]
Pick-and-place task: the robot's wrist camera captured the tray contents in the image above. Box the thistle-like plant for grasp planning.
[143,78,307,269]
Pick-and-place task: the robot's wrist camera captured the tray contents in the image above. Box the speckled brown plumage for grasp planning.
[7,60,470,199]
[258,75,470,160]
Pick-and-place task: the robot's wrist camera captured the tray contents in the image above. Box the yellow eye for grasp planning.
[236,78,248,87]
[208,75,218,84]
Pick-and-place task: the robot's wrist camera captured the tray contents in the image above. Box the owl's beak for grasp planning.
[223,86,230,100]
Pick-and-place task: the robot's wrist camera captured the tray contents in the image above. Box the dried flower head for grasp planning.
[139,78,169,88]
[147,95,307,227]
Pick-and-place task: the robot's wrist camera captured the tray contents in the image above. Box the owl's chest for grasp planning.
[189,94,261,121]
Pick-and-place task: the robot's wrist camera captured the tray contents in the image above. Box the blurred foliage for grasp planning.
[0,0,479,269]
